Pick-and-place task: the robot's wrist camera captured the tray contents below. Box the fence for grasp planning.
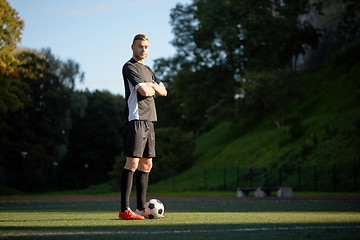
[1,170,109,195]
[168,163,360,193]
[1,163,359,195]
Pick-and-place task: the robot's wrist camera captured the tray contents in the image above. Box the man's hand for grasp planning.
[148,82,167,96]
[137,82,167,97]
[137,84,155,97]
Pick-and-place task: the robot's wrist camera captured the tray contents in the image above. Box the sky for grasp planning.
[8,0,192,96]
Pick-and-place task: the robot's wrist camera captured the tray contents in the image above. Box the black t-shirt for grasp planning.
[122,58,163,122]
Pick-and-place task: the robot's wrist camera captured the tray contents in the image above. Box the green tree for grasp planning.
[174,65,235,132]
[63,91,125,188]
[0,0,24,74]
[240,67,301,127]
[170,0,318,72]
[152,57,183,128]
[2,49,83,191]
[0,0,25,114]
[154,0,318,133]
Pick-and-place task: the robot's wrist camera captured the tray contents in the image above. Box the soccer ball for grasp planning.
[144,199,164,219]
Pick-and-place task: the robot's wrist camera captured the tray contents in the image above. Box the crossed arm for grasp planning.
[137,82,167,97]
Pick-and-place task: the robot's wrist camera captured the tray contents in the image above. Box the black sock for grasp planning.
[120,169,134,213]
[136,170,149,211]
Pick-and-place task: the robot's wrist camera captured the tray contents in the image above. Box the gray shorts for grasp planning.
[124,120,155,158]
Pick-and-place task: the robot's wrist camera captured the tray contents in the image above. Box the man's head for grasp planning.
[132,34,149,63]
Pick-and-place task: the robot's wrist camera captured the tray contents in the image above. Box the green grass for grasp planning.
[1,197,360,239]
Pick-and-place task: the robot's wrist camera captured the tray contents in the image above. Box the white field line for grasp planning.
[1,225,360,237]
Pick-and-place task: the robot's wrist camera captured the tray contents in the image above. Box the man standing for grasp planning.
[119,34,167,220]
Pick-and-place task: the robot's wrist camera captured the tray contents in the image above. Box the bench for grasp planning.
[237,187,293,198]
[237,187,258,197]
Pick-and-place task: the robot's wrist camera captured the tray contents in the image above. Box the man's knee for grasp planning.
[138,158,152,172]
[124,157,139,171]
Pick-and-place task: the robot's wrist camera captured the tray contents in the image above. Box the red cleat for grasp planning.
[135,209,145,217]
[119,209,145,220]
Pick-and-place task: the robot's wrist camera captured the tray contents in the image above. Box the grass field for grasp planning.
[1,196,360,239]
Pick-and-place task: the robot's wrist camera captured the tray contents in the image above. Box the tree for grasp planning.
[0,0,24,75]
[41,48,85,90]
[303,0,360,67]
[192,0,318,71]
[0,0,25,114]
[334,0,360,47]
[152,57,183,128]
[2,49,83,191]
[240,67,301,127]
[174,65,235,132]
[62,91,125,188]
[153,0,319,132]
[0,2,26,175]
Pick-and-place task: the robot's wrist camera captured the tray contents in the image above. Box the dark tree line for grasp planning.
[0,0,196,191]
[0,47,123,191]
[1,0,359,192]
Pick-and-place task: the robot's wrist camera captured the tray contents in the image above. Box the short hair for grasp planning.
[132,34,149,45]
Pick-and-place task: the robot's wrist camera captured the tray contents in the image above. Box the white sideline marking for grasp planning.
[2,225,360,237]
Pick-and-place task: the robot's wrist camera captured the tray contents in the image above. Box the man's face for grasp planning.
[132,40,149,62]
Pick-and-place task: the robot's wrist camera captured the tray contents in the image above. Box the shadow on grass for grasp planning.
[1,223,359,240]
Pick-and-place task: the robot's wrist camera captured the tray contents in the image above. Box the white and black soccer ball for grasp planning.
[144,199,164,219]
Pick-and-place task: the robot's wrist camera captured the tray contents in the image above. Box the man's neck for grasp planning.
[133,56,144,64]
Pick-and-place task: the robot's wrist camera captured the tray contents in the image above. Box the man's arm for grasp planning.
[137,84,156,97]
[143,65,167,97]
[149,82,167,96]
[137,82,167,97]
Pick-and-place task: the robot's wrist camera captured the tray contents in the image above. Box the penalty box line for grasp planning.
[2,225,360,237]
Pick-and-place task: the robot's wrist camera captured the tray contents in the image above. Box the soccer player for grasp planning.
[118,34,167,220]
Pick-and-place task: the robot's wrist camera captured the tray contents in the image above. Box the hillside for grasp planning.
[150,45,360,193]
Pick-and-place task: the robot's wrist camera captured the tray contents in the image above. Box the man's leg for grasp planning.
[120,157,139,212]
[120,168,134,212]
[119,157,145,220]
[136,158,152,211]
